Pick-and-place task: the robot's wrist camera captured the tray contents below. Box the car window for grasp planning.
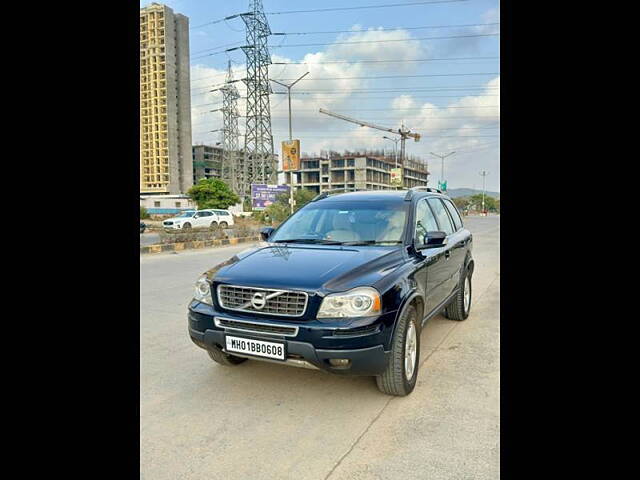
[415,199,439,242]
[427,198,455,235]
[442,199,463,231]
[270,200,407,244]
[198,211,212,217]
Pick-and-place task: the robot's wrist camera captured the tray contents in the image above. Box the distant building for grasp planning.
[283,154,430,194]
[140,3,193,195]
[192,144,223,184]
[140,194,195,215]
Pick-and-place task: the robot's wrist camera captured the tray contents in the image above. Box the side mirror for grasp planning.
[260,227,275,241]
[415,231,447,250]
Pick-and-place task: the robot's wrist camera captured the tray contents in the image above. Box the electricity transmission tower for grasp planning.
[241,0,276,194]
[220,61,241,192]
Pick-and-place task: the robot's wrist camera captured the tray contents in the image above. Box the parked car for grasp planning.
[140,221,146,234]
[187,188,473,396]
[163,209,234,230]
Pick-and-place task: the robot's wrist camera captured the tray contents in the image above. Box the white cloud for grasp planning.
[188,29,500,190]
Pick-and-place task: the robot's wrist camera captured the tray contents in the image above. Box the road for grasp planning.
[140,215,500,480]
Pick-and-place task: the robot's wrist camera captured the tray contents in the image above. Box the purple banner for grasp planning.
[251,184,290,210]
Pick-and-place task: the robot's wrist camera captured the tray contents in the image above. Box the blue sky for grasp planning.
[141,0,500,192]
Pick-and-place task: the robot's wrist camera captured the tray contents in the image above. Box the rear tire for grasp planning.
[375,305,420,396]
[219,221,228,228]
[444,267,472,321]
[207,348,247,366]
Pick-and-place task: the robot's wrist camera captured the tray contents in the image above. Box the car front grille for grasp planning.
[163,221,173,226]
[214,317,298,337]
[217,285,308,317]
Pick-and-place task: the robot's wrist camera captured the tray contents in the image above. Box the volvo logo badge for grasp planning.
[251,292,267,310]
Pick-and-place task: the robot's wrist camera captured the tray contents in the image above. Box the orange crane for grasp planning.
[318,108,421,165]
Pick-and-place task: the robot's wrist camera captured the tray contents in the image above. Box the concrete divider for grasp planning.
[140,236,261,255]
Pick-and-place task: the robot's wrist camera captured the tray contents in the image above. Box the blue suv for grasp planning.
[188,188,474,396]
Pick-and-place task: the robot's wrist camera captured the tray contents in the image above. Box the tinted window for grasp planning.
[427,198,455,235]
[271,200,407,245]
[198,211,212,217]
[443,199,463,231]
[415,199,439,242]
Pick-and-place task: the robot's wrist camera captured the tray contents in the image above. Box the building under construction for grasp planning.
[283,153,429,194]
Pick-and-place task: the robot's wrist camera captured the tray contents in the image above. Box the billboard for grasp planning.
[251,184,291,211]
[390,168,403,187]
[282,139,301,171]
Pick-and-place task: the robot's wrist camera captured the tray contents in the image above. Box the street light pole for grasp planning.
[271,72,309,214]
[479,170,489,214]
[429,151,455,191]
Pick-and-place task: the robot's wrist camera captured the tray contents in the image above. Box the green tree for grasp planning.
[187,178,240,210]
[469,193,498,212]
[140,205,150,219]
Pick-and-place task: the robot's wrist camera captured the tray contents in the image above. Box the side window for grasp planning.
[443,199,463,231]
[199,211,212,217]
[415,199,439,241]
[427,198,455,235]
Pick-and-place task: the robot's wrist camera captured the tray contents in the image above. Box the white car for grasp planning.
[163,209,235,230]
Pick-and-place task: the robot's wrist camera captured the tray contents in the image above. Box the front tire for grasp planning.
[209,221,218,230]
[207,348,247,366]
[444,267,472,321]
[182,222,192,230]
[376,305,420,396]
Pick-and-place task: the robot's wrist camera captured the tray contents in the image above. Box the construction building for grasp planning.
[192,144,222,184]
[283,154,430,194]
[140,3,193,195]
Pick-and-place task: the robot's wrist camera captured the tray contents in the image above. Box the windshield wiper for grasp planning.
[341,240,403,246]
[273,238,344,245]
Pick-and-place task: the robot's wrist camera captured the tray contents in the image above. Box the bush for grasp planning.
[140,206,150,219]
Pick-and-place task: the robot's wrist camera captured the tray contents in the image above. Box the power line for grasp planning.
[272,56,499,66]
[267,33,499,50]
[272,22,499,36]
[272,72,499,82]
[265,0,469,15]
[190,31,499,61]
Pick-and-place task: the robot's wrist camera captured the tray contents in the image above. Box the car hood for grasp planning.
[210,243,406,293]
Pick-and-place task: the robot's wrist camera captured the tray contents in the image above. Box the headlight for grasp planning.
[317,287,382,318]
[194,275,212,305]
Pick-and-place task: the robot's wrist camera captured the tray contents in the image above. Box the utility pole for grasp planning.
[270,71,309,214]
[479,170,489,214]
[429,151,455,191]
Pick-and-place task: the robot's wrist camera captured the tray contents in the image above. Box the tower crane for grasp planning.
[318,108,421,164]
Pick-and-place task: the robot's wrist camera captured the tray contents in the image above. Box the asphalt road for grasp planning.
[140,215,500,480]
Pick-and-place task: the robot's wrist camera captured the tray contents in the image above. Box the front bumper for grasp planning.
[188,301,395,376]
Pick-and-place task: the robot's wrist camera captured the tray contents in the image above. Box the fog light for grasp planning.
[329,359,351,367]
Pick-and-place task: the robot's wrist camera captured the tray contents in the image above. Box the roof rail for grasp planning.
[404,186,442,201]
[310,187,367,202]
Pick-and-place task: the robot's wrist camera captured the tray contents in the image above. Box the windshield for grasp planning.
[177,211,195,218]
[270,200,407,245]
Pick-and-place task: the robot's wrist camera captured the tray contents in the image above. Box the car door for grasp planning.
[414,198,449,317]
[427,197,458,301]
[442,198,469,284]
[195,211,211,227]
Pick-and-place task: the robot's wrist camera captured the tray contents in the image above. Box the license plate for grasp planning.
[225,335,285,361]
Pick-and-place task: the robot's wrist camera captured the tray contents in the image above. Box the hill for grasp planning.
[445,188,500,199]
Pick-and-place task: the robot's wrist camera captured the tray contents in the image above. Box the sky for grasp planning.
[140,0,500,192]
